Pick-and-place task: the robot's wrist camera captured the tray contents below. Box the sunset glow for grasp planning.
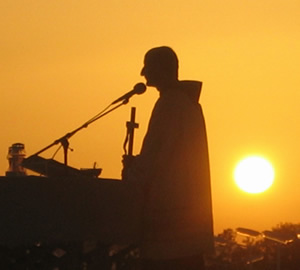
[1,0,299,234]
[234,156,275,194]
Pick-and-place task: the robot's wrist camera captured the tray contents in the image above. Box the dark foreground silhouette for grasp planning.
[122,46,214,269]
[0,47,214,270]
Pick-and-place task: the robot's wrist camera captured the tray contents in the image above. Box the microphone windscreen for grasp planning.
[134,83,147,94]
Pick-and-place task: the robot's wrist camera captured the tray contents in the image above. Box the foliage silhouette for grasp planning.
[207,223,300,270]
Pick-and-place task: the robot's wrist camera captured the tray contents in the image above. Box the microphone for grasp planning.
[112,83,146,104]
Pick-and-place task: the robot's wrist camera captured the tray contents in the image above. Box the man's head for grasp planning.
[141,46,179,89]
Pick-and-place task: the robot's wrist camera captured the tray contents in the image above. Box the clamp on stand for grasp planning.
[61,138,70,166]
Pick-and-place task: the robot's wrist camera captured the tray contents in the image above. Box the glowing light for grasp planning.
[234,156,275,194]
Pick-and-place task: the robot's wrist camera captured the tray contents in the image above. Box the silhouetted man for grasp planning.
[123,46,214,270]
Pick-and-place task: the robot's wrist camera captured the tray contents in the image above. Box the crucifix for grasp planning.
[123,107,139,156]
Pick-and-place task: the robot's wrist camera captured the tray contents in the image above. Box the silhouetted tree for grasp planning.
[207,223,300,270]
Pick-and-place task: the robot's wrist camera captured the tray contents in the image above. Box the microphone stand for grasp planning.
[31,98,130,166]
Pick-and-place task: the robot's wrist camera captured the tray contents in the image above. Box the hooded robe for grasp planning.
[128,80,214,260]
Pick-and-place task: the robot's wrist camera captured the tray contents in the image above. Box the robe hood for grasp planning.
[179,80,202,103]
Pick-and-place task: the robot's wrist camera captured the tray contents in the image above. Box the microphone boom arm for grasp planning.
[31,100,127,164]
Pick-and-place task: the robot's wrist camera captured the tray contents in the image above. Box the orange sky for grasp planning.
[1,0,299,234]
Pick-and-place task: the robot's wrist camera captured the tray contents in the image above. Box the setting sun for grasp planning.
[234,156,275,194]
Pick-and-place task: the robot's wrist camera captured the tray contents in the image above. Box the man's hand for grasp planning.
[121,155,136,180]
